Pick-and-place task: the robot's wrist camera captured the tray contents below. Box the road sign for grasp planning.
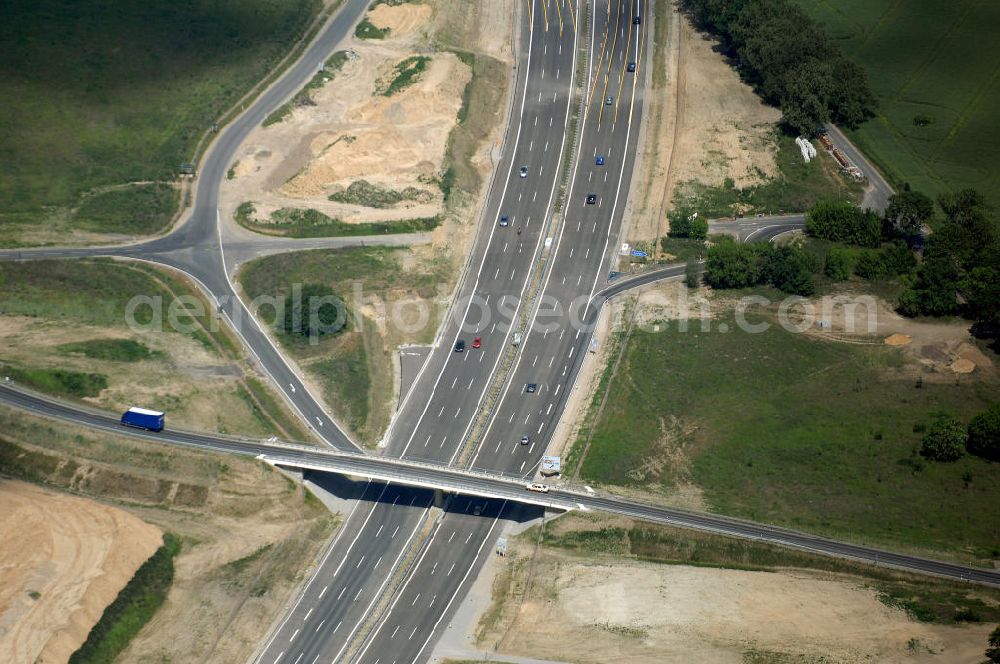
[541,456,561,475]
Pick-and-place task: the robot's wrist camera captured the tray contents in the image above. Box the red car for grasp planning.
[472,337,482,349]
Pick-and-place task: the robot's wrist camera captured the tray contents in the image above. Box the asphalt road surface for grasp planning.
[825,123,894,212]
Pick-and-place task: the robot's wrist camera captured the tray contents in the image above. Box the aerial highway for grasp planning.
[0,0,930,662]
[325,0,658,659]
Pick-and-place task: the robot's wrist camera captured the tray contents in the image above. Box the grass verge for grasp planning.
[236,204,440,237]
[69,533,182,664]
[0,365,108,398]
[439,51,507,208]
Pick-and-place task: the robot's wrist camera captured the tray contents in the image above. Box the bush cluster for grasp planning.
[704,239,817,296]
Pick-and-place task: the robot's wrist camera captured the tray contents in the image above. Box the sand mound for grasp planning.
[884,333,912,347]
[950,358,976,374]
[0,480,162,664]
[279,54,470,199]
[367,3,432,37]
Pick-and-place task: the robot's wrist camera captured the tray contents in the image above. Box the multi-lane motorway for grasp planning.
[255,0,609,659]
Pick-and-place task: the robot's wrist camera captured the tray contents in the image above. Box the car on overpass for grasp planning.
[526,482,549,493]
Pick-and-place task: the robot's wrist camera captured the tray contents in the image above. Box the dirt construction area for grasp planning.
[476,517,994,664]
[222,0,511,231]
[0,407,336,663]
[628,4,781,246]
[0,480,162,664]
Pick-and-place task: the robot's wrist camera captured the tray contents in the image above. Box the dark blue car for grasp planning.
[595,155,605,166]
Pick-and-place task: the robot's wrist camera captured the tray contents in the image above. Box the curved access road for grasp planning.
[0,0,386,451]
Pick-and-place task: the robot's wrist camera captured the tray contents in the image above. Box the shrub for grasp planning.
[806,200,882,248]
[967,404,1000,462]
[920,413,967,462]
[853,249,885,280]
[824,245,854,281]
[668,207,708,240]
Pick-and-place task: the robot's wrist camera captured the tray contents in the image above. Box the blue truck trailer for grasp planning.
[121,407,165,431]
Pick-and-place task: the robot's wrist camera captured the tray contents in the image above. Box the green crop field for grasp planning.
[793,0,1000,207]
[572,298,1000,561]
[0,0,321,244]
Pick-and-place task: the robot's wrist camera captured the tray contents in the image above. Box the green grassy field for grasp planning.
[239,247,451,444]
[794,0,1000,207]
[0,0,321,243]
[574,298,1000,560]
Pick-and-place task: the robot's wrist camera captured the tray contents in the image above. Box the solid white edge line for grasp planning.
[253,479,373,663]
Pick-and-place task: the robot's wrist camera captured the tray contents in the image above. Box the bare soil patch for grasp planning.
[222,1,480,228]
[668,23,781,193]
[0,480,162,664]
[0,408,336,664]
[627,7,780,247]
[477,517,993,664]
[795,292,996,382]
[0,314,292,438]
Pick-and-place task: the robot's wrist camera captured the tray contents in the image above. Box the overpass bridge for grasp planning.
[3,383,999,587]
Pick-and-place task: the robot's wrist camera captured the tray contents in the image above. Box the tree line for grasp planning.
[679,0,877,134]
[695,187,1000,342]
